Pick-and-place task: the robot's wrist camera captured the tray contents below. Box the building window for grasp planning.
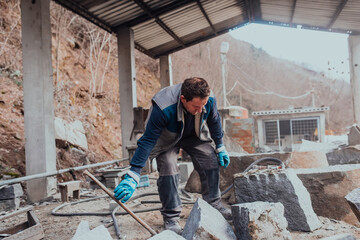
[264,121,278,144]
[263,117,320,151]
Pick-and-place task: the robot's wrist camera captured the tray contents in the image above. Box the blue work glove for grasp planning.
[216,144,230,168]
[114,170,140,203]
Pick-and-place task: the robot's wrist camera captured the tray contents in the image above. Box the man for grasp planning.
[114,77,231,234]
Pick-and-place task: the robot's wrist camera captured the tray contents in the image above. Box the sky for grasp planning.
[229,23,350,82]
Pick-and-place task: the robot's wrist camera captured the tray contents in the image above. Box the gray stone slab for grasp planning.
[326,146,360,165]
[182,198,236,240]
[72,224,112,240]
[72,220,90,239]
[148,230,186,240]
[320,234,356,240]
[345,187,360,222]
[0,198,20,212]
[234,169,321,232]
[0,184,24,200]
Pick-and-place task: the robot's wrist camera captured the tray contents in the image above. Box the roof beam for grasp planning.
[244,0,261,22]
[327,0,348,29]
[290,0,297,23]
[153,21,248,58]
[54,0,112,33]
[135,42,155,58]
[243,0,253,22]
[120,0,196,27]
[132,0,186,48]
[196,0,217,36]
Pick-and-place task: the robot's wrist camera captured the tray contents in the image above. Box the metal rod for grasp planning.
[0,158,129,186]
[83,170,157,236]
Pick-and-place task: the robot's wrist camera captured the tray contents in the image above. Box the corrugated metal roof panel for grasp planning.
[292,0,338,27]
[202,0,243,25]
[332,0,360,32]
[133,20,175,50]
[260,0,293,23]
[161,3,209,39]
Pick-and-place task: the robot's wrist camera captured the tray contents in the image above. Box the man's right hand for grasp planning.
[114,171,139,203]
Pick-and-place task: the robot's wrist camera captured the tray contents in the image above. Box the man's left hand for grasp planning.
[216,144,230,168]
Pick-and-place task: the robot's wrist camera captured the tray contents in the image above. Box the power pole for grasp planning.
[220,42,229,108]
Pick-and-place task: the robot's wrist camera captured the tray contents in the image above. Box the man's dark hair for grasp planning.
[181,77,210,101]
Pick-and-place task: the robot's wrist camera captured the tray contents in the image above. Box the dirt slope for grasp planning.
[0,1,353,179]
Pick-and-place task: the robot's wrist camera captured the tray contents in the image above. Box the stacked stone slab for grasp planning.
[231,201,292,240]
[345,187,360,222]
[234,169,321,231]
[182,198,236,240]
[0,184,23,212]
[148,230,185,240]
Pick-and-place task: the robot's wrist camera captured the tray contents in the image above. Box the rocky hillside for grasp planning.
[0,1,352,179]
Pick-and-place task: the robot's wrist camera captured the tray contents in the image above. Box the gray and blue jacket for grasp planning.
[130,83,223,173]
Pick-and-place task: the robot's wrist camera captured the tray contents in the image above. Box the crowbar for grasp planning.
[83,170,157,236]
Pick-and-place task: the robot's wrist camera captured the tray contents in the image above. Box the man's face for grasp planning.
[180,95,209,115]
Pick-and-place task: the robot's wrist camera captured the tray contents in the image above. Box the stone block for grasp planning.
[234,169,321,231]
[232,201,291,240]
[326,145,360,165]
[0,198,20,212]
[182,198,236,240]
[348,125,360,146]
[178,162,194,183]
[104,177,120,189]
[148,230,186,240]
[0,184,24,200]
[185,153,290,194]
[55,117,88,150]
[296,164,360,226]
[345,187,360,222]
[320,234,356,240]
[289,151,328,169]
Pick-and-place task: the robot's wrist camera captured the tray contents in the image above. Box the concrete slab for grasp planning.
[296,164,360,226]
[148,230,185,240]
[234,169,321,231]
[182,198,236,240]
[232,201,292,240]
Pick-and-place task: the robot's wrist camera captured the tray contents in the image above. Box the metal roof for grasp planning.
[54,0,359,59]
[252,106,330,116]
